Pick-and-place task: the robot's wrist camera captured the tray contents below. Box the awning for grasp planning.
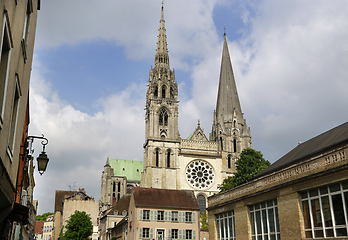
[6,202,29,225]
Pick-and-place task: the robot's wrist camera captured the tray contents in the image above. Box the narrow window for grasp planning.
[155,149,159,167]
[154,85,158,98]
[159,108,168,126]
[233,139,237,153]
[0,15,12,123]
[118,182,121,192]
[21,0,33,62]
[7,77,21,157]
[166,149,171,168]
[162,85,166,98]
[117,193,120,201]
[216,210,236,240]
[220,137,223,151]
[113,182,116,192]
[228,155,231,168]
[197,195,206,214]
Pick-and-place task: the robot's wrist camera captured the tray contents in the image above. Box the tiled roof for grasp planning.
[35,221,44,234]
[54,190,75,212]
[253,121,348,179]
[102,194,131,218]
[132,187,199,210]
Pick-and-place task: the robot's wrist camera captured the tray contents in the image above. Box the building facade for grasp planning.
[100,158,143,215]
[43,214,54,240]
[140,6,251,208]
[208,121,348,240]
[128,187,200,240]
[0,0,40,238]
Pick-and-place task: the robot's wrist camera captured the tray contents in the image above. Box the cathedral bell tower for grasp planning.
[210,33,251,172]
[141,6,180,189]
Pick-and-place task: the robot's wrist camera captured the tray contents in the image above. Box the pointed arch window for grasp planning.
[228,155,232,169]
[159,108,168,126]
[233,139,237,153]
[220,137,223,151]
[197,195,206,214]
[162,85,166,98]
[166,149,171,168]
[155,149,159,167]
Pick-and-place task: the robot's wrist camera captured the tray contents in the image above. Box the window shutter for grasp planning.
[183,229,186,239]
[150,228,153,239]
[192,212,196,223]
[139,228,143,238]
[165,211,168,221]
[179,212,182,222]
[154,210,158,221]
[140,209,143,220]
[150,210,154,221]
[193,230,196,240]
[179,229,182,240]
[168,229,172,239]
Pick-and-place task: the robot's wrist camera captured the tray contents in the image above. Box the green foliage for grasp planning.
[111,237,117,240]
[64,210,93,240]
[218,148,271,192]
[59,225,66,240]
[200,211,209,230]
[36,212,53,221]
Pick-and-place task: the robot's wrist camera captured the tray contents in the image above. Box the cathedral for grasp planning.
[100,5,251,213]
[140,6,251,208]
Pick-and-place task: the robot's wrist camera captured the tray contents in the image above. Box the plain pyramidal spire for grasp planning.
[215,33,243,124]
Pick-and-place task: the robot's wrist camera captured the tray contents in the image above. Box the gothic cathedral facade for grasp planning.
[140,6,252,205]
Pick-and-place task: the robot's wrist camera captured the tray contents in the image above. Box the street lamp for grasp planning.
[25,135,49,175]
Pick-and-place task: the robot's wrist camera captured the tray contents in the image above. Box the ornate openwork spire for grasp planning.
[155,5,169,68]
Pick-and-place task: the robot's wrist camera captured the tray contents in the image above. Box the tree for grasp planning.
[64,210,93,240]
[36,212,53,221]
[218,148,271,192]
[200,211,209,230]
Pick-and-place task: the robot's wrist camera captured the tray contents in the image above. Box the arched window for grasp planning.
[155,149,159,167]
[118,182,121,192]
[228,155,232,169]
[197,195,206,214]
[159,108,168,126]
[167,149,171,168]
[113,182,116,192]
[162,85,166,98]
[233,139,237,153]
[220,137,223,151]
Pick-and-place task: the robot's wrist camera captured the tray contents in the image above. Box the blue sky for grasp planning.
[30,0,348,214]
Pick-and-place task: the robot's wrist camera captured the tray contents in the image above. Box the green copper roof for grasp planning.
[187,132,194,140]
[109,159,143,182]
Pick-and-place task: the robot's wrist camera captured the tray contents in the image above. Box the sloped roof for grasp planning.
[187,121,208,142]
[253,121,348,179]
[109,159,143,181]
[35,221,44,234]
[54,190,75,212]
[132,187,199,210]
[102,194,131,218]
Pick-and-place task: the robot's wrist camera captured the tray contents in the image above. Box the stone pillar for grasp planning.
[235,205,251,240]
[278,188,304,240]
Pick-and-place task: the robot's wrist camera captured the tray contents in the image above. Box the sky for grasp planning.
[30,0,348,215]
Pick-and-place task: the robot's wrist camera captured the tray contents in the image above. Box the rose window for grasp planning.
[185,160,215,190]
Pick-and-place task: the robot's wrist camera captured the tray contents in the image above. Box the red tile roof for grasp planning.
[132,188,199,210]
[35,221,44,234]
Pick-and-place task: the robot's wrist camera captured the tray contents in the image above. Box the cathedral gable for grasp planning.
[188,121,208,142]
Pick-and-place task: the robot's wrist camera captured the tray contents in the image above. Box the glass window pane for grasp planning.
[224,218,228,238]
[305,231,313,238]
[302,200,311,229]
[301,191,308,199]
[221,218,225,238]
[268,208,275,232]
[320,187,328,195]
[336,228,347,236]
[321,196,333,227]
[275,207,280,232]
[255,204,260,210]
[261,202,266,208]
[229,216,233,238]
[314,230,324,238]
[325,229,334,237]
[256,211,262,235]
[250,213,255,235]
[262,209,268,233]
[331,194,346,225]
[267,200,273,207]
[270,234,276,240]
[342,180,348,190]
[217,220,220,238]
[309,189,318,197]
[274,199,277,206]
[329,183,340,193]
[310,199,323,228]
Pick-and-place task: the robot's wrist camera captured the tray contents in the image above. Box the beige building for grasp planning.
[43,214,54,240]
[128,187,200,240]
[99,194,130,240]
[140,6,251,211]
[53,189,99,240]
[0,0,40,238]
[208,121,348,240]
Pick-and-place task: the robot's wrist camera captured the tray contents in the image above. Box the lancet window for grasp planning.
[159,108,168,126]
[162,85,166,98]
